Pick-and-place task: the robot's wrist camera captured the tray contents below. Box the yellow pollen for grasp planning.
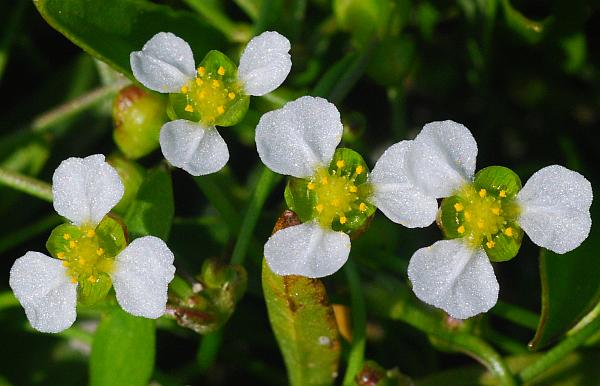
[457,225,465,234]
[336,160,345,168]
[228,92,236,100]
[339,216,347,224]
[197,66,206,75]
[477,220,484,229]
[57,252,65,259]
[217,105,225,115]
[499,190,507,198]
[96,248,105,256]
[315,204,324,213]
[491,207,501,215]
[454,203,464,212]
[321,176,329,185]
[479,189,487,198]
[349,185,358,193]
[486,240,496,249]
[185,104,194,112]
[355,166,364,175]
[63,233,71,240]
[218,66,225,75]
[181,85,189,94]
[87,275,96,283]
[69,240,77,248]
[359,202,367,212]
[504,227,513,237]
[195,78,203,86]
[86,229,96,237]
[212,80,220,88]
[464,211,472,221]
[71,277,78,284]
[307,182,316,190]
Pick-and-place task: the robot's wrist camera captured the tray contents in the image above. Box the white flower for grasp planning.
[255,96,435,278]
[397,121,592,319]
[9,155,176,333]
[130,31,292,176]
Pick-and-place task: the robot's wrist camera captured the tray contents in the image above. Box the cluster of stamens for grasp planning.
[180,65,240,125]
[450,185,515,250]
[56,228,114,284]
[307,160,369,227]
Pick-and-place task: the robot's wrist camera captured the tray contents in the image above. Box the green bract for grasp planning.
[284,148,376,233]
[167,50,250,127]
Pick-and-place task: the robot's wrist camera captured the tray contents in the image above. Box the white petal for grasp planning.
[517,165,593,254]
[408,239,499,319]
[369,141,438,227]
[112,236,176,318]
[406,120,477,198]
[238,31,292,96]
[264,220,351,278]
[255,96,342,178]
[9,252,77,333]
[130,32,196,93]
[159,120,229,176]
[52,154,124,226]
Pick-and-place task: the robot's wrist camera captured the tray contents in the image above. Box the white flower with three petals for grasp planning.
[255,96,438,278]
[130,31,292,176]
[390,121,593,319]
[9,155,176,333]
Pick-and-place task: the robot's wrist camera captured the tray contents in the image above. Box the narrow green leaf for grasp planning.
[262,211,340,386]
[33,0,223,79]
[90,307,155,386]
[529,203,600,349]
[124,168,174,240]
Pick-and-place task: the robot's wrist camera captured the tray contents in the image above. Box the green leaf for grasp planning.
[124,168,174,239]
[90,307,155,386]
[33,0,223,79]
[529,202,600,349]
[262,211,340,386]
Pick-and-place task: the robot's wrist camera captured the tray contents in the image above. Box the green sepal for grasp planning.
[437,196,465,240]
[484,222,524,262]
[328,147,370,186]
[77,272,113,306]
[473,166,522,199]
[46,223,83,258]
[96,216,128,257]
[284,177,315,223]
[215,93,250,127]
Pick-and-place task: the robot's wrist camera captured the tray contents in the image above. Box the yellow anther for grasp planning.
[212,80,220,88]
[499,190,507,198]
[181,85,189,94]
[307,182,316,190]
[199,91,206,99]
[195,78,203,86]
[69,240,77,248]
[454,203,464,212]
[491,207,501,215]
[185,104,194,112]
[87,275,96,283]
[349,185,358,193]
[486,240,496,249]
[464,211,472,221]
[359,202,367,212]
[479,189,487,198]
[197,66,206,76]
[71,277,78,284]
[217,105,225,115]
[457,225,465,234]
[218,66,225,75]
[331,198,340,207]
[477,220,484,229]
[96,248,105,256]
[339,216,348,224]
[86,229,96,238]
[63,233,71,240]
[228,92,236,100]
[315,204,324,213]
[504,227,514,237]
[355,166,364,175]
[321,176,329,185]
[336,160,345,168]
[57,252,65,259]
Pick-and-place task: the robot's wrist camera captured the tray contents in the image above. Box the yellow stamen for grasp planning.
[307,182,316,190]
[86,229,96,238]
[457,225,465,234]
[62,261,70,267]
[228,92,236,100]
[339,216,347,224]
[315,204,324,213]
[69,240,77,248]
[195,78,203,86]
[57,252,65,259]
[359,202,367,212]
[464,211,472,221]
[479,189,487,198]
[355,166,364,175]
[454,203,464,212]
[217,105,225,115]
[217,66,225,76]
[321,176,329,185]
[336,160,345,168]
[331,198,340,207]
[499,190,507,198]
[212,80,220,88]
[87,276,96,283]
[181,85,189,94]
[486,240,496,249]
[63,233,71,240]
[197,66,206,76]
[349,185,358,193]
[504,227,513,237]
[185,104,194,112]
[96,248,105,256]
[491,207,501,215]
[71,277,78,284]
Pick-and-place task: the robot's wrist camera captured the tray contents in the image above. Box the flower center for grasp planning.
[180,66,243,126]
[58,227,115,285]
[443,184,520,249]
[309,161,369,227]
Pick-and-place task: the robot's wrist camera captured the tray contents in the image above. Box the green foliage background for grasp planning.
[0,0,599,385]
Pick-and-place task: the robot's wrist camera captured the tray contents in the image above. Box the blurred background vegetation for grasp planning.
[0,0,599,385]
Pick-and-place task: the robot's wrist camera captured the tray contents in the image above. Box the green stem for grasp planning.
[0,168,53,202]
[491,300,539,331]
[194,175,242,234]
[196,331,223,372]
[342,260,367,386]
[517,305,600,383]
[230,167,279,265]
[182,0,247,42]
[0,214,62,254]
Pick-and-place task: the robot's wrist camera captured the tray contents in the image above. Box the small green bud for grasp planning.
[113,85,167,159]
[107,155,145,215]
